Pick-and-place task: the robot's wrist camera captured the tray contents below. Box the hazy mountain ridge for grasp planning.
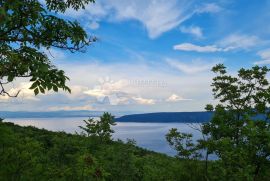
[0,111,132,118]
[116,112,213,123]
[1,111,214,123]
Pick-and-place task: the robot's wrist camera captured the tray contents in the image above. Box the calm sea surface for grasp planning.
[5,117,203,156]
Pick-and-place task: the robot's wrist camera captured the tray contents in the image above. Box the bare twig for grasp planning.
[0,81,21,97]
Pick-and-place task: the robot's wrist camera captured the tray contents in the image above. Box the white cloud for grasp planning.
[174,34,262,53]
[218,34,261,50]
[166,94,191,102]
[166,58,218,74]
[258,49,270,59]
[0,82,39,101]
[132,96,155,105]
[82,77,156,105]
[65,1,107,18]
[254,49,270,65]
[67,85,88,98]
[48,105,94,111]
[195,3,222,13]
[106,0,193,38]
[63,1,222,38]
[255,59,270,65]
[83,78,128,98]
[180,25,203,38]
[84,87,107,98]
[108,2,222,38]
[173,43,223,53]
[2,60,214,112]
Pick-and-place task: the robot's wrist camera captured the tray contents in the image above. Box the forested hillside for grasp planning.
[116,112,213,123]
[0,121,204,181]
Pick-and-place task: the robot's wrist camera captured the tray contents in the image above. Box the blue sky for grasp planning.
[1,0,270,112]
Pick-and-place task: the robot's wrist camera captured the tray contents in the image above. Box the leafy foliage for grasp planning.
[0,0,96,97]
[79,112,116,142]
[167,64,270,181]
[201,64,270,180]
[0,121,196,181]
[166,128,201,160]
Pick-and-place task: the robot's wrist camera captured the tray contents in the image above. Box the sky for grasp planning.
[1,0,270,113]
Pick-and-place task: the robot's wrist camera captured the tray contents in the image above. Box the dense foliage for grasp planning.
[0,119,207,181]
[0,0,96,97]
[167,64,270,181]
[79,112,116,142]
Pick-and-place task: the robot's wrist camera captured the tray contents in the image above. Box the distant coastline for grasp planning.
[1,111,214,123]
[116,112,212,123]
[0,111,126,119]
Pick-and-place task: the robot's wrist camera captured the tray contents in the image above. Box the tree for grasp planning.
[166,128,200,160]
[166,128,204,181]
[201,64,270,180]
[167,64,270,180]
[0,0,96,97]
[79,112,116,142]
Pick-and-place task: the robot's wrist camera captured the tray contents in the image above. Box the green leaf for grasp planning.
[7,75,14,82]
[53,85,58,92]
[48,84,52,90]
[39,87,45,94]
[0,0,94,97]
[34,88,39,96]
[29,81,39,89]
[65,86,71,93]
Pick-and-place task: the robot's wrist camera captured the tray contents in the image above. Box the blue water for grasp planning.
[5,118,203,156]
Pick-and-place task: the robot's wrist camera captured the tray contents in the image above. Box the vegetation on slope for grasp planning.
[166,64,270,181]
[0,119,204,181]
[1,65,270,181]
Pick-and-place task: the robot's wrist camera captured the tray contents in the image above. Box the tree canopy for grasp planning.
[79,112,116,142]
[0,0,96,97]
[0,120,195,180]
[167,64,270,180]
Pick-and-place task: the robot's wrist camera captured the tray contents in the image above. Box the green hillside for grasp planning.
[0,121,204,181]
